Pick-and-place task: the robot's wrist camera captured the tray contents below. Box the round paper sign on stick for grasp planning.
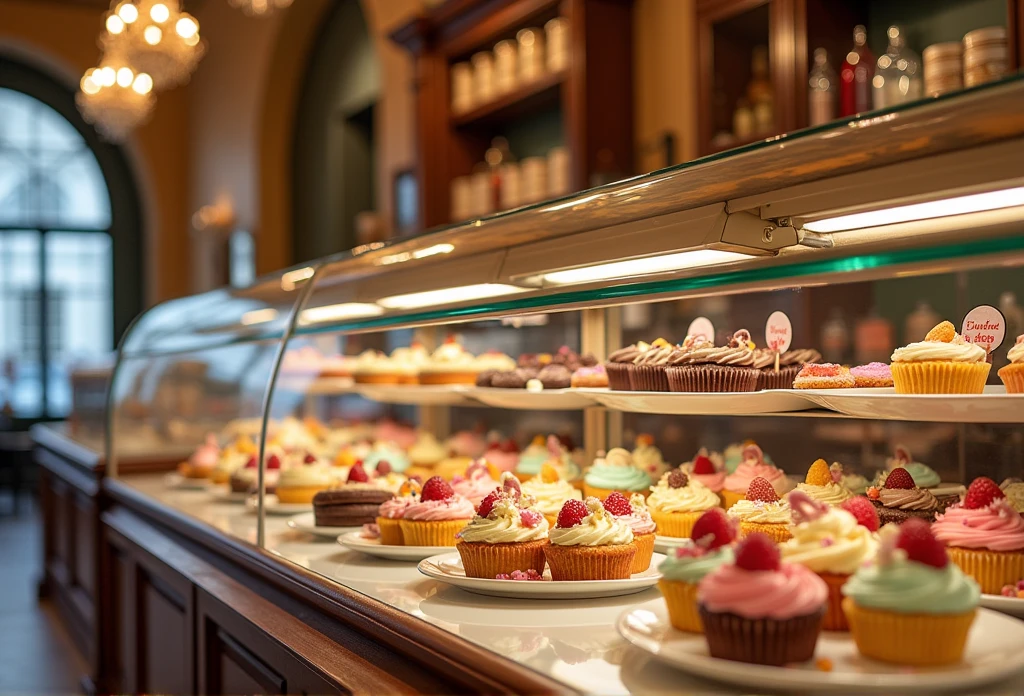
[765,311,793,353]
[961,305,1006,354]
[687,317,715,343]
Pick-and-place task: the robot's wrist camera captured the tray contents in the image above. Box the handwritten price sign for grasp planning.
[961,305,1006,354]
[687,317,715,342]
[765,311,793,353]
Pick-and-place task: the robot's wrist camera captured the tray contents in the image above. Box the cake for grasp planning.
[842,520,980,666]
[866,467,941,524]
[658,508,737,633]
[890,320,989,394]
[720,444,791,509]
[418,338,479,385]
[793,459,853,506]
[850,362,893,387]
[998,334,1024,392]
[602,492,657,573]
[582,448,652,500]
[932,477,1024,594]
[698,533,828,666]
[376,480,420,545]
[543,497,636,580]
[312,467,394,528]
[521,463,582,527]
[451,460,500,508]
[398,476,474,546]
[793,363,855,389]
[726,477,793,542]
[646,468,720,538]
[781,492,878,630]
[632,434,669,480]
[456,474,550,578]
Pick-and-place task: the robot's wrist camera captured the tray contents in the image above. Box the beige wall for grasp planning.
[0,0,192,305]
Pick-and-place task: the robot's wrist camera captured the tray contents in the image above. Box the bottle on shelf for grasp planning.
[840,25,874,116]
[808,48,837,126]
[873,25,922,110]
[821,307,850,364]
[746,45,773,134]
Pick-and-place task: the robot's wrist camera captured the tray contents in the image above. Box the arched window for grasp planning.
[0,58,141,422]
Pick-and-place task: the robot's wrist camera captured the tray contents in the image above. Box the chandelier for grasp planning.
[101,0,204,91]
[228,0,293,16]
[77,54,155,142]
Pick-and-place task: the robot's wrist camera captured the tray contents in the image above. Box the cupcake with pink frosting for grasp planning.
[850,362,893,388]
[681,448,726,495]
[375,479,421,546]
[398,476,475,547]
[721,444,793,509]
[698,532,828,666]
[447,430,488,459]
[932,476,1024,594]
[181,434,219,479]
[451,460,500,509]
[482,438,520,473]
[602,492,657,573]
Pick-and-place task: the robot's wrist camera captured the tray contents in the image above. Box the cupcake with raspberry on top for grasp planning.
[603,492,657,573]
[866,466,940,525]
[726,477,792,542]
[681,448,726,499]
[398,476,474,547]
[451,459,500,509]
[544,497,635,580]
[721,444,792,509]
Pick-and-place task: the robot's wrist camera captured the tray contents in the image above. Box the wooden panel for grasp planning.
[73,492,95,598]
[140,574,189,695]
[204,623,287,695]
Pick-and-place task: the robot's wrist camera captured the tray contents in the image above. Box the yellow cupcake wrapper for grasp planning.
[842,598,975,666]
[947,546,1024,595]
[891,360,990,394]
[277,486,325,504]
[720,489,745,510]
[376,517,404,546]
[398,519,468,547]
[658,580,703,633]
[632,532,656,574]
[650,510,705,538]
[998,363,1024,394]
[739,520,792,543]
[582,484,650,502]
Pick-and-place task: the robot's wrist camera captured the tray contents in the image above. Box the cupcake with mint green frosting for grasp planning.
[515,435,551,479]
[842,519,979,667]
[723,441,774,474]
[363,442,410,474]
[583,448,652,501]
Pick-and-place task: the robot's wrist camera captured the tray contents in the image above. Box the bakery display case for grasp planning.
[83,76,1024,693]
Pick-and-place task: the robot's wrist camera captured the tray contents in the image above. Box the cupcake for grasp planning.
[726,477,792,542]
[781,492,878,630]
[312,464,394,528]
[517,435,580,483]
[603,492,657,573]
[665,330,759,393]
[631,339,675,392]
[456,474,550,578]
[179,434,219,479]
[398,476,475,546]
[698,533,828,666]
[932,477,1024,594]
[447,429,487,459]
[850,362,893,388]
[229,452,281,494]
[515,435,549,478]
[793,363,854,389]
[632,434,670,480]
[680,448,726,499]
[407,431,446,478]
[211,446,249,485]
[571,364,608,388]
[884,445,940,489]
[890,320,989,394]
[605,342,647,390]
[647,469,720,538]
[521,463,582,527]
[544,497,636,580]
[276,460,333,504]
[794,459,853,506]
[721,444,791,509]
[840,467,869,496]
[1000,478,1024,513]
[451,460,500,508]
[842,520,980,666]
[536,364,573,389]
[658,508,737,633]
[474,349,517,377]
[481,438,519,473]
[352,349,398,384]
[583,448,652,500]
[370,460,408,494]
[998,334,1024,392]
[866,467,941,525]
[390,342,429,384]
[363,442,411,475]
[376,479,420,545]
[418,337,479,385]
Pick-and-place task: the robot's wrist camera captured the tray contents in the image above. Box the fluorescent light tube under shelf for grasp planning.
[299,303,383,324]
[803,187,1024,233]
[377,283,526,310]
[540,249,751,286]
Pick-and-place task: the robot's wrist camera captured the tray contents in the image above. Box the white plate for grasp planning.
[617,604,1024,693]
[337,531,450,561]
[209,488,249,504]
[653,535,692,555]
[245,494,311,516]
[469,387,598,411]
[355,383,474,406]
[418,552,664,599]
[163,473,212,490]
[585,389,817,415]
[980,592,1024,618]
[285,512,359,538]
[797,385,1022,423]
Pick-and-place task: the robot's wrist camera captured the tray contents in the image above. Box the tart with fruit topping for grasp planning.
[793,362,855,389]
[890,320,990,394]
[543,497,636,580]
[849,361,893,388]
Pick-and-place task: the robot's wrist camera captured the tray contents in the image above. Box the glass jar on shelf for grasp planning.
[808,47,837,126]
[872,25,922,110]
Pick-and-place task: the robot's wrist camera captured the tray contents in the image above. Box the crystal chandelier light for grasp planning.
[76,54,155,142]
[228,0,294,17]
[102,0,204,91]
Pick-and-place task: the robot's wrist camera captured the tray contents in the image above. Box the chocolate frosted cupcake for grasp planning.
[667,330,760,392]
[605,343,642,390]
[867,467,941,525]
[537,364,572,389]
[491,368,535,389]
[631,339,674,392]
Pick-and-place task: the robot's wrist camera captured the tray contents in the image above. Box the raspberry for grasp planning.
[667,469,689,489]
[520,509,543,528]
[375,460,392,476]
[347,462,369,483]
[477,489,501,518]
[734,532,781,572]
[556,498,588,528]
[746,476,779,503]
[303,453,317,464]
[266,454,281,470]
[692,454,715,475]
[962,476,1005,509]
[896,518,948,569]
[805,458,832,486]
[420,476,454,502]
[690,508,735,550]
[841,496,880,532]
[245,455,257,469]
[500,439,520,453]
[884,467,915,490]
[602,491,633,517]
